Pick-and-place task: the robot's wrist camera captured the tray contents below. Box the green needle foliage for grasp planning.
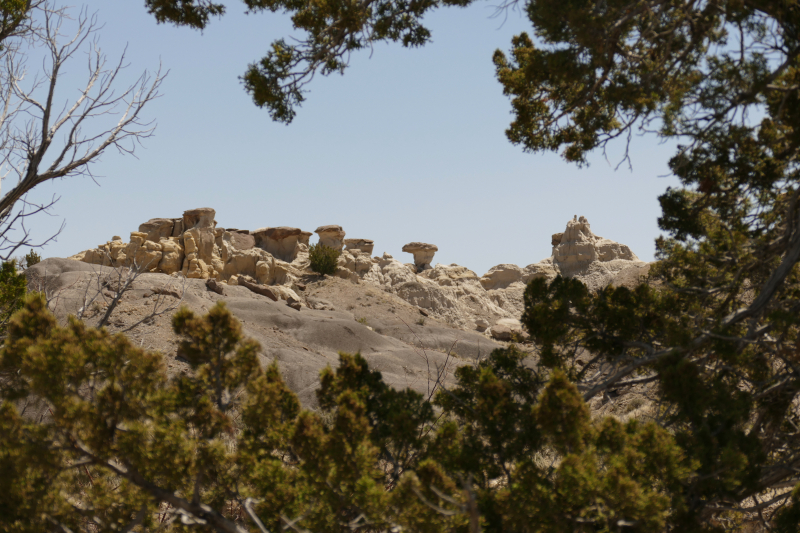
[23,250,41,269]
[0,260,26,339]
[8,0,800,527]
[309,243,341,275]
[1,296,698,532]
[140,0,800,524]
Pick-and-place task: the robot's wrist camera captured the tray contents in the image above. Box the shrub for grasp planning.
[24,250,41,269]
[309,243,340,275]
[0,260,26,337]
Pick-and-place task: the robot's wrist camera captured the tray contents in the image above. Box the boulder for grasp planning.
[206,278,225,295]
[402,242,438,271]
[490,325,513,341]
[238,278,279,301]
[315,225,346,251]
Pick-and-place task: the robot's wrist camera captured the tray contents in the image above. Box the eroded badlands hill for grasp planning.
[31,209,650,404]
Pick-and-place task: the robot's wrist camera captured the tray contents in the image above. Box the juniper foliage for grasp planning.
[1,297,695,532]
[142,0,800,524]
[309,243,341,276]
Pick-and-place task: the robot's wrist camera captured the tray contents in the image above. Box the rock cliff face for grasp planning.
[70,210,647,332]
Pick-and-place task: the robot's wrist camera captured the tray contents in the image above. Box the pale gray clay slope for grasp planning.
[27,259,498,405]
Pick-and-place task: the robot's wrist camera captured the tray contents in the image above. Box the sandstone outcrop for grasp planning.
[253,227,303,262]
[478,216,647,318]
[344,238,374,255]
[70,210,646,334]
[315,225,345,251]
[402,242,438,271]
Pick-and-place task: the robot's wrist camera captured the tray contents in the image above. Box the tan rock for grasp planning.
[344,238,374,255]
[480,264,523,290]
[271,259,302,286]
[315,225,346,251]
[420,264,479,286]
[123,232,162,271]
[552,216,642,280]
[228,232,255,250]
[171,218,184,237]
[182,207,216,229]
[158,237,184,275]
[180,208,222,279]
[139,218,175,242]
[206,278,225,295]
[402,242,438,270]
[253,227,303,262]
[275,285,303,302]
[255,259,273,285]
[338,251,356,272]
[553,216,598,265]
[490,325,513,341]
[239,278,280,301]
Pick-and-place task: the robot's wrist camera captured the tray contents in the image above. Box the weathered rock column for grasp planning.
[315,225,346,251]
[252,227,303,262]
[181,207,223,279]
[402,242,438,271]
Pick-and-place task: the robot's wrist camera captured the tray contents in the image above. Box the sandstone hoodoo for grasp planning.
[70,210,646,329]
[344,238,374,255]
[253,226,304,262]
[315,225,346,251]
[401,242,438,271]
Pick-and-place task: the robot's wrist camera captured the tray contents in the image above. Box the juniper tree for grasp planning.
[145,0,800,526]
[1,294,701,532]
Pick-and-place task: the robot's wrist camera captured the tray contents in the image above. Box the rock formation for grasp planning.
[344,239,374,255]
[315,225,345,251]
[253,227,304,262]
[402,242,438,271]
[70,210,647,332]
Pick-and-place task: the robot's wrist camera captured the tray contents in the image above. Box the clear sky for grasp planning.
[23,1,679,276]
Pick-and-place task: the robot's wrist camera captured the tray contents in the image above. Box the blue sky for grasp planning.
[23,1,678,275]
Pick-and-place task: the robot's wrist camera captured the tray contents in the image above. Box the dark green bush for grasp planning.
[0,260,26,337]
[308,243,340,275]
[24,250,41,269]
